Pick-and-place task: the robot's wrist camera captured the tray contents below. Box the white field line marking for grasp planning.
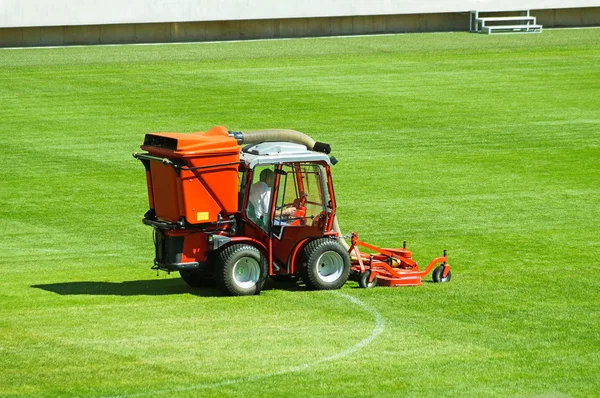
[104,291,385,398]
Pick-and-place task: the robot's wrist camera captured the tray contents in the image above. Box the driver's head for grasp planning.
[259,169,274,187]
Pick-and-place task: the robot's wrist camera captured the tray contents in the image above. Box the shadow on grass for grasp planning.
[31,278,223,297]
[32,277,311,297]
[263,278,308,292]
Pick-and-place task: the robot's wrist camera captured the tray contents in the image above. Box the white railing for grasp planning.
[470,10,543,34]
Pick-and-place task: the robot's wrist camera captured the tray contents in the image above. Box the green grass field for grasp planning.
[1,29,599,397]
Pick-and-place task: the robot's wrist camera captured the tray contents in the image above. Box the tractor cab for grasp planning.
[237,142,338,277]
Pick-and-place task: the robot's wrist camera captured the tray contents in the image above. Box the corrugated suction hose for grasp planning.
[229,129,331,154]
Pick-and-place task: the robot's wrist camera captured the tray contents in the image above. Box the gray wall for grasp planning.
[1,2,599,48]
[2,0,599,28]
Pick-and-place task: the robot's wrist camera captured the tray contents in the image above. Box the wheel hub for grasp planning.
[232,257,260,288]
[315,251,344,283]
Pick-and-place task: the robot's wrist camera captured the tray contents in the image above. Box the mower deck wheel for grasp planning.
[358,270,377,288]
[432,265,452,283]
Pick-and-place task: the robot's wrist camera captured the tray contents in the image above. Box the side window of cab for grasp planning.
[246,166,274,231]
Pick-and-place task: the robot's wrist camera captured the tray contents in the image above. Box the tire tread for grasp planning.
[301,238,350,290]
[215,244,267,296]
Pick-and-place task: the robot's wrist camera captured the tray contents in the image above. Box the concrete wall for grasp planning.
[1,4,599,48]
[2,0,600,28]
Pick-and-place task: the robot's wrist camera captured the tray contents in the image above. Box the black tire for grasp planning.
[301,238,350,290]
[348,270,361,282]
[214,244,267,296]
[179,254,216,288]
[358,271,378,289]
[180,269,214,288]
[432,265,452,283]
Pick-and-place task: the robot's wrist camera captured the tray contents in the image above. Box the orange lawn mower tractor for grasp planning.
[133,126,451,296]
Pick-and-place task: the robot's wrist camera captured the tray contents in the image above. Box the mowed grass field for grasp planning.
[1,28,599,397]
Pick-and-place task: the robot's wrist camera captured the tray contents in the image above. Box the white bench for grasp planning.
[482,24,543,34]
[470,10,543,34]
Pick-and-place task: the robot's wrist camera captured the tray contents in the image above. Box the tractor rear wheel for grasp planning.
[432,265,452,283]
[215,244,267,296]
[301,238,350,290]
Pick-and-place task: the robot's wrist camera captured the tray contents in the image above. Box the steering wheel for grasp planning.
[312,211,327,228]
[287,205,306,226]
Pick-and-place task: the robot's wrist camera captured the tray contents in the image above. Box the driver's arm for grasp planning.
[281,206,297,216]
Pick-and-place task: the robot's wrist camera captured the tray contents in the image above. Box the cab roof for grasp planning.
[241,142,331,168]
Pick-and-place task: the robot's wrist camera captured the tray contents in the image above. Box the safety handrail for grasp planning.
[133,152,243,171]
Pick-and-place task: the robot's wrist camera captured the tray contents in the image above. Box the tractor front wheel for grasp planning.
[301,239,350,290]
[432,265,452,283]
[215,244,267,296]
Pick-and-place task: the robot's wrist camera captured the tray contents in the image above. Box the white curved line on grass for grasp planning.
[106,292,385,398]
